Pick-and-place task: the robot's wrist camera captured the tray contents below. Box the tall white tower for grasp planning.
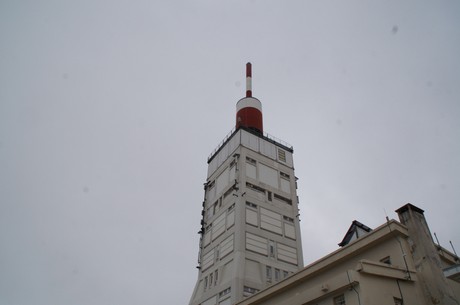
[190,63,303,305]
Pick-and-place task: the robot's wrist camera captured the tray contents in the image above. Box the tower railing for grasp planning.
[207,127,237,162]
[208,127,293,163]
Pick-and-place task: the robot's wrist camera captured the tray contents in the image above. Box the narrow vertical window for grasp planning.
[275,268,280,281]
[266,266,272,282]
[268,240,275,257]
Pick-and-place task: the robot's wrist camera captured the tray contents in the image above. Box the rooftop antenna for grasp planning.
[383,208,390,222]
[433,232,441,247]
[449,240,459,261]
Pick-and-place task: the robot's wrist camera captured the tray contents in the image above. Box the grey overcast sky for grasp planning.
[1,1,459,304]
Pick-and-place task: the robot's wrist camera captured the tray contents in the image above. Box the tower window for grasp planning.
[394,297,403,305]
[208,180,215,189]
[219,287,231,298]
[268,240,275,257]
[246,157,257,164]
[274,193,292,205]
[266,266,272,281]
[246,182,265,194]
[207,207,213,220]
[243,286,259,297]
[280,172,290,179]
[275,268,280,281]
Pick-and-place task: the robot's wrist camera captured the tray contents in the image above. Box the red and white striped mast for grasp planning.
[236,62,263,134]
[246,62,252,97]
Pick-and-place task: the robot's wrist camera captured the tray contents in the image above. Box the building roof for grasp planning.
[338,220,372,247]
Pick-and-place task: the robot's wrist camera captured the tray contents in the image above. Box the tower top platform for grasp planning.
[208,126,293,164]
[207,127,294,178]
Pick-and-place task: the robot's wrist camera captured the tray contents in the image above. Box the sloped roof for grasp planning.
[338,220,372,247]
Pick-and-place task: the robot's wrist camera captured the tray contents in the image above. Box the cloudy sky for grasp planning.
[1,1,459,304]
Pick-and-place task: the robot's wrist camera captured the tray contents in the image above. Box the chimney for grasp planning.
[396,203,457,305]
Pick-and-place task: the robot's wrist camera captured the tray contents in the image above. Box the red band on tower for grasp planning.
[236,62,263,134]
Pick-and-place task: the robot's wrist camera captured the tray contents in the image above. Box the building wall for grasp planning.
[396,204,459,305]
[355,272,420,305]
[237,217,460,305]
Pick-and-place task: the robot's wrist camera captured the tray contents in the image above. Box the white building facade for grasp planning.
[236,204,460,305]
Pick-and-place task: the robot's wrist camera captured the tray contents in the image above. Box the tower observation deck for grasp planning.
[189,63,304,305]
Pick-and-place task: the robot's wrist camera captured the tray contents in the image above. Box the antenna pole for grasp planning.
[246,62,252,97]
[434,232,441,246]
[449,240,459,258]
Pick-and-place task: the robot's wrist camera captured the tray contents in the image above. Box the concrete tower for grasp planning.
[189,63,304,305]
